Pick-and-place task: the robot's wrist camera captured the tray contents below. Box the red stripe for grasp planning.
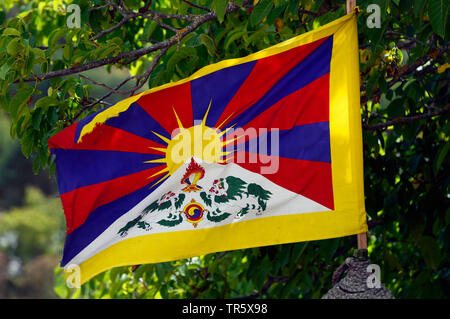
[49,123,166,154]
[227,152,334,210]
[48,122,78,149]
[223,73,330,146]
[61,165,167,234]
[214,37,329,128]
[137,82,193,135]
[243,73,329,130]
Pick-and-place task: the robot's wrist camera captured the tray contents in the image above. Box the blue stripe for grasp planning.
[74,102,171,145]
[234,122,331,163]
[226,36,333,129]
[190,60,256,127]
[104,102,171,143]
[60,182,159,266]
[52,149,164,194]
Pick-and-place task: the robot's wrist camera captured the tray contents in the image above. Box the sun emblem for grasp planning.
[143,100,235,188]
[181,199,206,228]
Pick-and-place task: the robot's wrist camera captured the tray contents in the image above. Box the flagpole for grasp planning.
[346,0,368,251]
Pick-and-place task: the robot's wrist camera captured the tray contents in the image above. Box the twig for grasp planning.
[360,45,448,106]
[72,47,168,122]
[182,0,210,12]
[23,14,212,82]
[363,105,449,131]
[91,14,136,41]
[23,1,249,84]
[150,16,180,33]
[128,46,169,96]
[384,31,425,46]
[135,10,198,21]
[138,0,153,13]
[79,74,129,95]
[89,3,111,12]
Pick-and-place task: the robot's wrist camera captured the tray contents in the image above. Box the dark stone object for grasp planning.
[322,250,395,299]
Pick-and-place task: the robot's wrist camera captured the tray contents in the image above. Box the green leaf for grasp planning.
[224,30,247,50]
[247,26,267,45]
[48,28,67,47]
[31,48,45,62]
[20,131,34,158]
[199,33,216,56]
[414,0,427,18]
[34,96,59,109]
[250,0,274,26]
[0,64,10,80]
[214,0,228,23]
[9,86,34,120]
[386,97,404,118]
[6,38,23,56]
[185,34,202,47]
[15,113,28,138]
[22,48,34,76]
[100,45,120,59]
[428,0,448,39]
[318,238,340,262]
[167,47,197,73]
[2,27,21,37]
[434,141,449,176]
[418,236,441,270]
[32,156,40,174]
[63,44,72,61]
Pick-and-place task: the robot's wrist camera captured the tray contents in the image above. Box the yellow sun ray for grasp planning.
[201,99,212,126]
[224,136,240,146]
[147,166,169,179]
[151,131,171,144]
[216,112,235,130]
[149,146,167,154]
[150,173,170,188]
[218,124,236,137]
[143,158,167,164]
[220,155,234,163]
[172,107,184,129]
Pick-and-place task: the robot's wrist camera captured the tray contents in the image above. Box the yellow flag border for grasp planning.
[69,11,367,284]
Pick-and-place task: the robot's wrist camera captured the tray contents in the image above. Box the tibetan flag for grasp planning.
[49,12,367,284]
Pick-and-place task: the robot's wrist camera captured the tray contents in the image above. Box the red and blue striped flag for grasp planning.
[49,12,367,284]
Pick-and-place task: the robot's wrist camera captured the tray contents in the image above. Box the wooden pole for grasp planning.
[346,0,356,13]
[346,0,368,250]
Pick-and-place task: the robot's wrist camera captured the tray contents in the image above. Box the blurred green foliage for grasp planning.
[0,112,15,172]
[0,187,65,261]
[0,187,65,297]
[0,112,56,209]
[0,0,448,299]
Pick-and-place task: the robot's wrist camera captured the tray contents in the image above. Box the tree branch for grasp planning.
[23,2,246,83]
[88,3,111,12]
[71,46,169,122]
[91,14,136,41]
[363,104,449,131]
[182,0,210,12]
[384,31,426,46]
[360,45,448,106]
[79,74,128,95]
